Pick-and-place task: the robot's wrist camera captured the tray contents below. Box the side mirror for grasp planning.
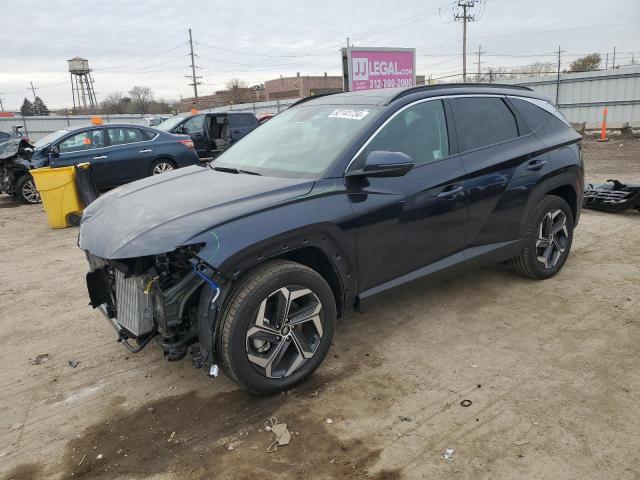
[346,151,415,178]
[49,145,60,157]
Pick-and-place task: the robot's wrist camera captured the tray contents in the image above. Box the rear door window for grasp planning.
[451,97,519,151]
[357,99,449,167]
[107,127,145,145]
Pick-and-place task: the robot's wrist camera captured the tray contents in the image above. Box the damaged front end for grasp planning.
[85,244,224,366]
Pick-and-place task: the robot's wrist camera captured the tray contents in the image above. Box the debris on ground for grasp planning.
[460,399,473,407]
[326,418,333,424]
[398,415,413,422]
[168,431,176,442]
[147,406,155,414]
[9,423,23,432]
[442,448,455,461]
[30,353,49,365]
[583,179,640,213]
[513,440,530,447]
[68,360,79,368]
[265,417,291,453]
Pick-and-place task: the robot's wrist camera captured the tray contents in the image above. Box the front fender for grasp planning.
[193,179,357,299]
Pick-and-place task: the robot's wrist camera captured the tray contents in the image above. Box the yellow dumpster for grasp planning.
[30,166,85,229]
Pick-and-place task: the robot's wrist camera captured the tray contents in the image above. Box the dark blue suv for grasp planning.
[80,85,583,394]
[13,123,200,202]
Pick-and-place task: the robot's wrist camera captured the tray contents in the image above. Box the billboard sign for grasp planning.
[343,47,416,92]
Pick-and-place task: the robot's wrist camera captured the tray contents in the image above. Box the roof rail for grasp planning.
[388,83,533,103]
[288,92,339,108]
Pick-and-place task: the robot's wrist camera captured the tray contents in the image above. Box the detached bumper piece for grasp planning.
[583,179,640,213]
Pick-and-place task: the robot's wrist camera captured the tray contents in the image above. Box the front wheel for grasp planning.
[217,260,336,395]
[15,175,41,204]
[512,195,574,279]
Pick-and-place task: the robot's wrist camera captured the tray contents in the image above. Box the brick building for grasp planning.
[264,73,343,100]
[178,85,266,111]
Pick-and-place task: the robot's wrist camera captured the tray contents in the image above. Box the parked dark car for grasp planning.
[79,84,583,394]
[156,111,259,158]
[7,124,199,203]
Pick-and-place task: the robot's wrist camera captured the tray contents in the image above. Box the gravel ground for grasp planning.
[1,137,639,480]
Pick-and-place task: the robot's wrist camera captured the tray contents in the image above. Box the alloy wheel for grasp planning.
[152,162,174,175]
[536,208,569,269]
[246,287,323,379]
[22,179,41,203]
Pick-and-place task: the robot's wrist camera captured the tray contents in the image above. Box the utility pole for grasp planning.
[29,81,39,101]
[454,1,480,82]
[612,46,616,69]
[186,29,201,103]
[476,44,485,82]
[0,93,4,111]
[605,53,609,70]
[555,45,562,105]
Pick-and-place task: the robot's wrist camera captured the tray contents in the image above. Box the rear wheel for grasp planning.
[512,195,574,279]
[149,159,175,176]
[15,175,40,204]
[217,260,336,395]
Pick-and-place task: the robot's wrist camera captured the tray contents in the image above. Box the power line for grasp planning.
[476,44,485,81]
[453,0,482,82]
[187,29,202,102]
[29,81,39,101]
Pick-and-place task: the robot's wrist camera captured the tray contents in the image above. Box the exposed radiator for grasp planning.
[114,269,154,337]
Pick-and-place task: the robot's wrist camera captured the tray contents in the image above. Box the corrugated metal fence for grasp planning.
[0,114,150,142]
[0,100,299,142]
[508,65,640,128]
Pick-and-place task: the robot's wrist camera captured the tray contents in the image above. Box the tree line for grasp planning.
[20,97,50,116]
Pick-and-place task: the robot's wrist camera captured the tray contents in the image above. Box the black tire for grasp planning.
[15,175,41,204]
[512,195,574,279]
[148,158,176,176]
[217,259,336,395]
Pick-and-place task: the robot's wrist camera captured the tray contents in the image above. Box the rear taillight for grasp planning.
[179,139,194,149]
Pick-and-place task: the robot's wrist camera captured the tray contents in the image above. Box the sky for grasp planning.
[1,0,639,110]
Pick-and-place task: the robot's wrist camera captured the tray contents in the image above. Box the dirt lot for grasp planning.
[1,138,639,480]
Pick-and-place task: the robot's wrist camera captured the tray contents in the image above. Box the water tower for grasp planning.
[68,57,98,112]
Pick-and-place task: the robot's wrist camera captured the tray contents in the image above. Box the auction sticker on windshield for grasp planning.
[328,109,370,120]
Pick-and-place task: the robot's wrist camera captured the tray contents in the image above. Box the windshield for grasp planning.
[155,115,186,132]
[213,105,382,178]
[32,129,69,150]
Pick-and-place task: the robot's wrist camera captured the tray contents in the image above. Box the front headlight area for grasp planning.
[149,243,219,360]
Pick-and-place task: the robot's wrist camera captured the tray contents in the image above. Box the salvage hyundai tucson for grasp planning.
[79,85,583,394]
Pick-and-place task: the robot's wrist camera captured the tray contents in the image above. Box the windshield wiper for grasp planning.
[211,165,262,176]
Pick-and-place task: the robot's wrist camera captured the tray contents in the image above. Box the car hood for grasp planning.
[79,165,315,259]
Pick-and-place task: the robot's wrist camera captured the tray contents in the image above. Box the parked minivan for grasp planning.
[156,112,259,158]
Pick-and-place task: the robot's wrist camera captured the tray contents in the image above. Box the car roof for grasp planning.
[297,83,547,107]
[64,123,155,132]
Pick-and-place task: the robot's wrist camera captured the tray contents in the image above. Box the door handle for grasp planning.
[139,149,152,153]
[92,155,108,160]
[437,185,464,198]
[526,159,547,171]
[232,129,240,133]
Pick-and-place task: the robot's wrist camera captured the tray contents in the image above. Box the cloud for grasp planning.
[0,0,638,109]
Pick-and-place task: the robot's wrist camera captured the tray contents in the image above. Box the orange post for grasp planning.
[598,107,609,142]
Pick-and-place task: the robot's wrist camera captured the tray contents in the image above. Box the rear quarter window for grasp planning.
[451,97,519,151]
[229,114,257,128]
[510,97,555,131]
